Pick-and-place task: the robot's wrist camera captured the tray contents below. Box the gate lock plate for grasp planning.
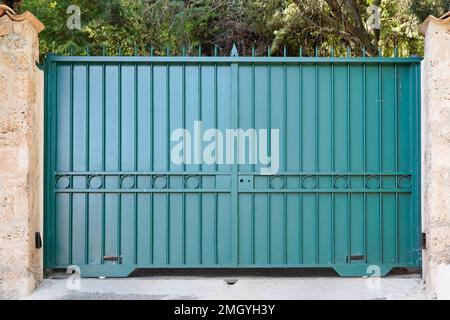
[103,255,122,264]
[238,175,253,190]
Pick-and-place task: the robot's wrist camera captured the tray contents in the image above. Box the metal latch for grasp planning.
[347,255,365,262]
[103,255,122,264]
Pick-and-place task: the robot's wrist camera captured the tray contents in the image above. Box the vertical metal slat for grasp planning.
[331,62,335,264]
[69,63,74,265]
[363,62,367,264]
[85,62,90,265]
[315,62,319,263]
[134,63,139,265]
[182,63,186,265]
[166,63,170,264]
[283,62,288,264]
[101,62,106,264]
[117,62,122,264]
[378,62,383,264]
[347,62,351,263]
[299,62,304,264]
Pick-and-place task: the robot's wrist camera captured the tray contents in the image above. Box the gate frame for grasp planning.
[43,53,423,278]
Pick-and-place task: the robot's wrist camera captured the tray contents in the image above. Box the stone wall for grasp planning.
[420,13,450,300]
[0,7,44,299]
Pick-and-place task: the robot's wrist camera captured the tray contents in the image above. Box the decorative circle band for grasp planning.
[270,176,284,189]
[365,175,380,189]
[88,175,103,189]
[153,175,168,189]
[55,175,70,189]
[120,175,135,189]
[185,175,200,189]
[302,175,317,189]
[333,175,349,189]
[397,175,412,189]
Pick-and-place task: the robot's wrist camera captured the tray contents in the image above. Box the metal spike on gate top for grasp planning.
[230,43,239,57]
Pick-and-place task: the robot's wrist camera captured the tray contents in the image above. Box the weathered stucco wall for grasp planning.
[0,7,44,299]
[420,13,450,300]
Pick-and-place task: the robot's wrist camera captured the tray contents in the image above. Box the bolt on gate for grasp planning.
[44,45,422,277]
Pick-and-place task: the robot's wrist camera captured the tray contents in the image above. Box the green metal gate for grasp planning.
[44,53,422,277]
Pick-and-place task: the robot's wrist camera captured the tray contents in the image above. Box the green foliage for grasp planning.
[379,0,423,57]
[14,0,446,61]
[410,0,449,21]
[18,0,119,55]
[268,0,424,57]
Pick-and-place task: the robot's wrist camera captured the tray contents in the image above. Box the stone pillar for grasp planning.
[420,13,450,300]
[0,6,44,299]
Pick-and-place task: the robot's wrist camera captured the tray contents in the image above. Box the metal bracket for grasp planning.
[238,175,253,190]
[35,232,42,249]
[421,232,426,250]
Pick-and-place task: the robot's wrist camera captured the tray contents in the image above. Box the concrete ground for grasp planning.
[27,272,426,300]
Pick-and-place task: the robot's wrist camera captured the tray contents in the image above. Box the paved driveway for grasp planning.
[27,275,425,300]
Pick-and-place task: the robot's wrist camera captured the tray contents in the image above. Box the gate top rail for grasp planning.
[45,55,422,64]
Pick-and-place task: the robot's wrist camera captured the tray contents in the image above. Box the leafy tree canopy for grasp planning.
[2,0,448,61]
